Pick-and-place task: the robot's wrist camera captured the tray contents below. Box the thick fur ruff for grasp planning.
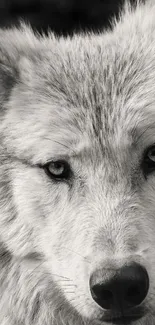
[0,1,155,324]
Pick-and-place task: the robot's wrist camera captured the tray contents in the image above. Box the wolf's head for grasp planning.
[0,2,155,324]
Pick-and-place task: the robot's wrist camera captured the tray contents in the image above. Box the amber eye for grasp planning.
[143,146,155,175]
[44,160,71,181]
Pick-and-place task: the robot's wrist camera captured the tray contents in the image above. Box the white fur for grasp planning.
[0,1,155,324]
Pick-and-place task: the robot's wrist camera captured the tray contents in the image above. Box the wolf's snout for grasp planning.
[90,263,149,311]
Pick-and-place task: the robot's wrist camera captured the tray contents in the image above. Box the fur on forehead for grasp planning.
[1,0,155,128]
[0,1,153,83]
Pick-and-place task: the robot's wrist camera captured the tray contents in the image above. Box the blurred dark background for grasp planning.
[0,0,137,36]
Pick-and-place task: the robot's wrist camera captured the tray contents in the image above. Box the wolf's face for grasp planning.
[1,3,155,325]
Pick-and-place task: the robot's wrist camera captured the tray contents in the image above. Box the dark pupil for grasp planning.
[150,150,155,157]
[55,162,63,169]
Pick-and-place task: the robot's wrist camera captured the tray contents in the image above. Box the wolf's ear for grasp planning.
[0,62,17,104]
[0,41,18,107]
[0,24,37,105]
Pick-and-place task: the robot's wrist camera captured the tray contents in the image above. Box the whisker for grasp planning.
[26,260,74,283]
[55,279,75,285]
[43,138,77,156]
[71,300,87,314]
[28,260,45,277]
[60,284,76,287]
[50,273,73,280]
[62,246,91,264]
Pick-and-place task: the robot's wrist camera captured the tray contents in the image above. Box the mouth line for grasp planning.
[100,314,144,324]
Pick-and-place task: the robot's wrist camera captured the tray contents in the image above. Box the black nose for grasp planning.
[90,263,149,311]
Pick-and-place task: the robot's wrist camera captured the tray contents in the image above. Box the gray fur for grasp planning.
[0,1,155,324]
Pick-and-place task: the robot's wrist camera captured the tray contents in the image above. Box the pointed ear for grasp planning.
[0,24,38,106]
[0,62,17,104]
[0,40,19,107]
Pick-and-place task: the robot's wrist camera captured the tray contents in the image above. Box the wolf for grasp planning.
[1,0,155,324]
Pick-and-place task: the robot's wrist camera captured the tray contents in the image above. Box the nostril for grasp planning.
[125,264,149,308]
[101,290,113,303]
[91,285,113,310]
[127,284,142,304]
[90,263,149,311]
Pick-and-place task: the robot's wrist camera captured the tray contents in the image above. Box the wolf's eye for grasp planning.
[143,146,155,175]
[44,160,71,181]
